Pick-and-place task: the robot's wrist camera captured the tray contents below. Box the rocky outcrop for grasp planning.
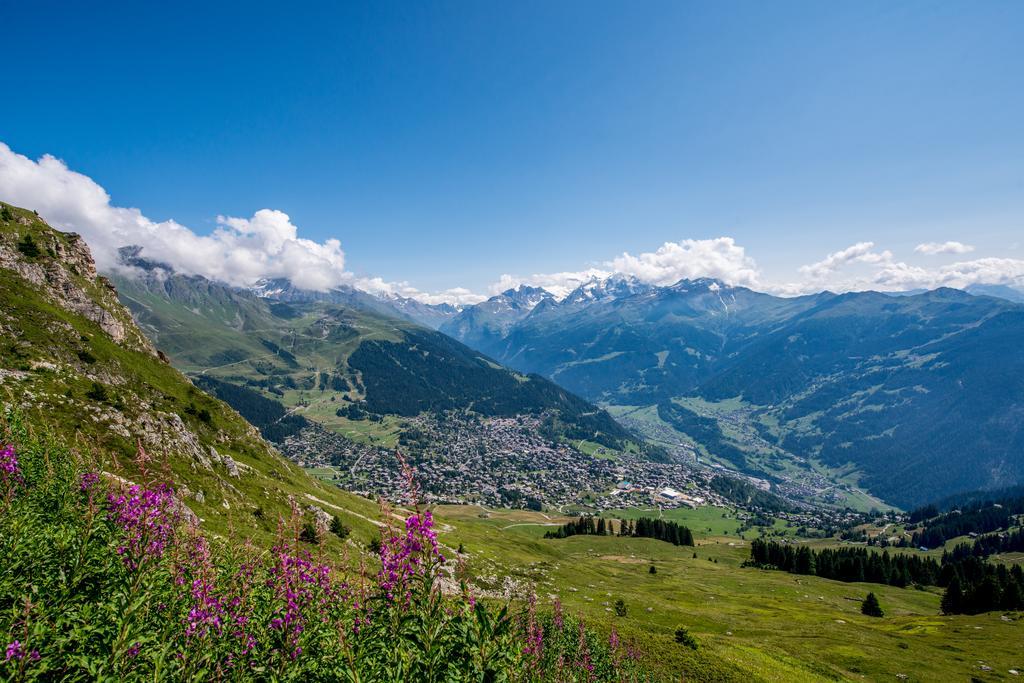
[0,217,154,355]
[134,411,212,469]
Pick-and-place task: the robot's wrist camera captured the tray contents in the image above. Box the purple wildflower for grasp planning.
[264,541,333,660]
[377,510,443,605]
[4,640,24,662]
[576,620,595,681]
[79,472,100,492]
[107,483,179,570]
[0,444,21,490]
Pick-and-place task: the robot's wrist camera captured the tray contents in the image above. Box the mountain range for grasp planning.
[442,276,1024,507]
[111,247,634,453]
[7,197,1022,510]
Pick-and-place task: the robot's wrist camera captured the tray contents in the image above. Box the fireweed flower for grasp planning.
[265,541,333,659]
[0,444,21,490]
[576,620,595,680]
[522,594,544,668]
[79,471,100,492]
[4,640,24,662]
[377,510,444,605]
[107,483,180,570]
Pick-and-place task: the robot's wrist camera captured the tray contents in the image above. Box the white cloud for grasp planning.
[873,257,1024,291]
[608,237,760,288]
[355,276,486,306]
[490,238,761,298]
[0,141,479,304]
[0,142,347,290]
[797,242,893,280]
[914,241,975,255]
[778,240,1024,296]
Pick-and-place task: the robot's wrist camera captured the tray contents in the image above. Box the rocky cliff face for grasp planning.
[0,210,153,353]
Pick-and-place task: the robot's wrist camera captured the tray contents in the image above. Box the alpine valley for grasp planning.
[2,203,1024,682]
[4,6,1024,680]
[442,276,1024,508]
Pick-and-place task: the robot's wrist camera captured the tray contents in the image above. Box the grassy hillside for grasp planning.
[0,201,385,549]
[434,504,1024,682]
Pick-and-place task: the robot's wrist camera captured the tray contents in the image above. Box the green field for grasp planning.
[431,504,1024,682]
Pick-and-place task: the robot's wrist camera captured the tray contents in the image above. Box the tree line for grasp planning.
[940,556,1024,614]
[747,539,1024,615]
[911,504,1019,549]
[545,516,694,546]
[747,539,941,587]
[194,376,309,443]
[348,330,630,448]
[943,529,1024,564]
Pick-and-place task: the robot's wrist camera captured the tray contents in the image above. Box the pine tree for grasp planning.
[861,592,883,617]
[329,515,350,539]
[941,576,963,614]
[972,575,1003,614]
[1000,578,1023,610]
[674,626,699,650]
[17,233,40,258]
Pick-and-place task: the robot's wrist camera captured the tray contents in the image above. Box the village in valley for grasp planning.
[279,411,862,531]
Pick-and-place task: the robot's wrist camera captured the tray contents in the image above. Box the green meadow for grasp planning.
[431,504,1024,682]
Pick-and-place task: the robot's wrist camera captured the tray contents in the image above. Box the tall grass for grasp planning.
[0,410,651,681]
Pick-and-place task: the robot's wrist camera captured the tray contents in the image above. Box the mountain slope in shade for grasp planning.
[444,275,1024,506]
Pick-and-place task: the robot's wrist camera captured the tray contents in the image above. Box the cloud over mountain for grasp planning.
[0,143,349,290]
[0,142,482,303]
[491,238,761,298]
[783,242,1024,296]
[798,242,893,280]
[3,141,1022,304]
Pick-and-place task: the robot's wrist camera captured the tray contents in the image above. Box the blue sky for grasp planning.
[2,1,1023,301]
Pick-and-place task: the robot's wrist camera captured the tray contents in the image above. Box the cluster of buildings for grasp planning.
[280,413,730,510]
[278,411,859,532]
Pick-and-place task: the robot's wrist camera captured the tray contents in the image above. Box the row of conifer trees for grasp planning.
[747,539,1024,614]
[544,516,694,546]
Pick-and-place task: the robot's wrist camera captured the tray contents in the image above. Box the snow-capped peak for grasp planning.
[562,274,651,305]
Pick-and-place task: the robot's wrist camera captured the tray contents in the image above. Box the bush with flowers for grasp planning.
[0,411,652,682]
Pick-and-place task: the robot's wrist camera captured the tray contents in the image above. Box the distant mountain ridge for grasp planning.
[116,248,461,330]
[442,275,1024,507]
[247,277,461,329]
[110,255,635,452]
